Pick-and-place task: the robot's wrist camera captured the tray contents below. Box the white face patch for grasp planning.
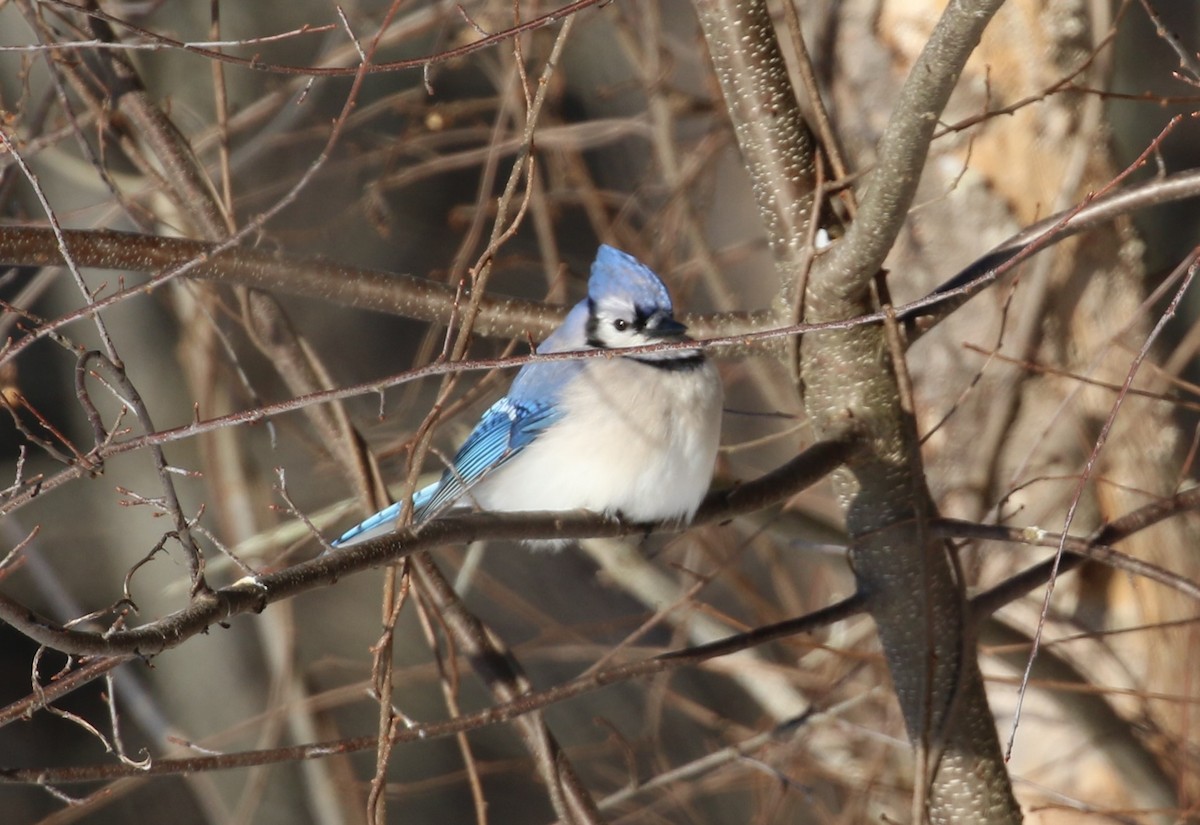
[587,297,658,349]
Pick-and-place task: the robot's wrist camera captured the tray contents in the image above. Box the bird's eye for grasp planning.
[613,319,629,332]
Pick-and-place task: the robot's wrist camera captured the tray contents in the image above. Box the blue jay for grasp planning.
[332,245,723,547]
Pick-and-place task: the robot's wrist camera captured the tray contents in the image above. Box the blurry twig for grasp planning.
[0,435,856,657]
[969,483,1200,617]
[0,593,867,784]
[45,0,606,77]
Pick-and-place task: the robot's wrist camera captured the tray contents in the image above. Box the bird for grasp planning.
[331,244,723,548]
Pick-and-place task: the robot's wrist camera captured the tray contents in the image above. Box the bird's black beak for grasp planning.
[646,316,687,338]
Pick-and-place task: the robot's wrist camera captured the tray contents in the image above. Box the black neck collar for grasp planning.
[627,353,707,372]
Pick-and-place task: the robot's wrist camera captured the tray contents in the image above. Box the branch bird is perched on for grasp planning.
[332,245,723,548]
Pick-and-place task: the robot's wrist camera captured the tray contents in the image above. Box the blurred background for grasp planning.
[1,0,1199,822]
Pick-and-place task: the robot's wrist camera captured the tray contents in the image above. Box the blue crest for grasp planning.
[589,245,673,314]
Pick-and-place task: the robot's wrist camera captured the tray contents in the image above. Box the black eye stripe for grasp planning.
[587,301,662,341]
[585,312,606,348]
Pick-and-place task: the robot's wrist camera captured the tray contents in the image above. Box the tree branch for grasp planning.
[810,0,1007,300]
[0,436,856,657]
[0,593,866,784]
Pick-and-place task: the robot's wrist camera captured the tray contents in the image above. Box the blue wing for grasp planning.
[331,396,562,547]
[414,396,563,520]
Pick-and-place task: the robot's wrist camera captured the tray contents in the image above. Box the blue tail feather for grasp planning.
[332,482,438,547]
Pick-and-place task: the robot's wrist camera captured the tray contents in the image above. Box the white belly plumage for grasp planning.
[471,357,722,524]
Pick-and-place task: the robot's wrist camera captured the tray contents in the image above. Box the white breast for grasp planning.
[473,357,722,524]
